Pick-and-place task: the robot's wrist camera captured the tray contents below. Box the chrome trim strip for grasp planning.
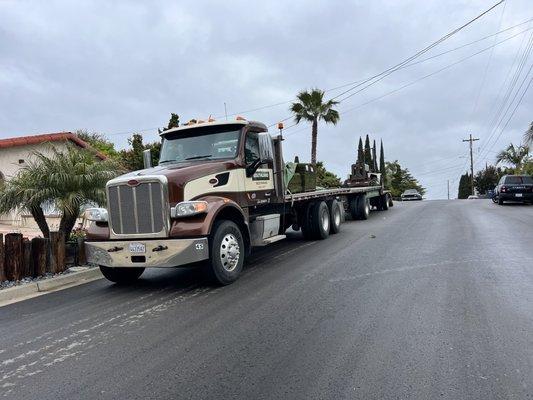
[117,186,124,233]
[148,182,155,232]
[132,186,139,233]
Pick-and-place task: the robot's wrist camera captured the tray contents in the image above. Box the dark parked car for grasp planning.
[401,189,422,201]
[495,175,533,205]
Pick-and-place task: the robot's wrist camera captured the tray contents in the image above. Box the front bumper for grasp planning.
[86,238,209,268]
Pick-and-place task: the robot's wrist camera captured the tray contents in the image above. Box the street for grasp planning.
[1,200,532,400]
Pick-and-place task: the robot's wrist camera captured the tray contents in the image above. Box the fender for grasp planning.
[169,196,250,242]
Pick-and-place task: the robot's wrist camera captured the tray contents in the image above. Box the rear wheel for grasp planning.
[99,266,145,284]
[207,220,244,285]
[351,195,370,220]
[299,203,315,240]
[327,199,341,234]
[310,201,330,240]
[381,194,389,211]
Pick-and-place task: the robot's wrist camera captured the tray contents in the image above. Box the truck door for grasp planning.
[243,131,275,209]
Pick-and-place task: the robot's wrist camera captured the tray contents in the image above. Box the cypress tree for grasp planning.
[372,140,378,172]
[364,134,372,167]
[357,137,364,163]
[380,140,387,187]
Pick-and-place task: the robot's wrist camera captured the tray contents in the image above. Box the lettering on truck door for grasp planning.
[244,131,274,208]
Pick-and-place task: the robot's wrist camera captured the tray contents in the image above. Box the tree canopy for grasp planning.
[290,89,340,165]
[385,160,425,197]
[315,161,341,188]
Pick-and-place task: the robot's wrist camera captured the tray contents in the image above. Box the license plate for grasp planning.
[515,193,523,197]
[129,243,146,253]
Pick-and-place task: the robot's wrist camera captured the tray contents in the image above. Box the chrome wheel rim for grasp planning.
[365,202,370,215]
[321,208,330,232]
[220,233,240,272]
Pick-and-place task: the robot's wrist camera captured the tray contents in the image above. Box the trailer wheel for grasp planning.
[310,201,330,239]
[327,199,341,234]
[99,266,145,284]
[353,195,370,220]
[207,220,244,285]
[381,194,389,211]
[299,203,315,240]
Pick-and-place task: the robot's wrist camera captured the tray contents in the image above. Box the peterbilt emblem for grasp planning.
[209,178,219,185]
[127,179,140,187]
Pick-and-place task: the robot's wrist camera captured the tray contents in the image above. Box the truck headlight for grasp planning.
[85,208,109,222]
[171,201,208,218]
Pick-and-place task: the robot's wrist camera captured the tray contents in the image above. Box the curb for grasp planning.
[0,268,103,306]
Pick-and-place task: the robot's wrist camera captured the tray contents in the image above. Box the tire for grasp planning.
[388,194,394,207]
[327,199,342,234]
[352,195,370,220]
[381,194,389,211]
[299,203,315,240]
[349,197,359,220]
[491,195,498,204]
[99,266,145,284]
[310,201,330,240]
[207,220,245,285]
[498,197,504,205]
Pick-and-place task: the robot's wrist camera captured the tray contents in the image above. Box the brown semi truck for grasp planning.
[85,119,391,285]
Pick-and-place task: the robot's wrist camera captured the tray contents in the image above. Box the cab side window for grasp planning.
[244,132,260,164]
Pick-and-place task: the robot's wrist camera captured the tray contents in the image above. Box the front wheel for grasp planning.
[207,220,245,285]
[99,266,145,284]
[498,197,504,205]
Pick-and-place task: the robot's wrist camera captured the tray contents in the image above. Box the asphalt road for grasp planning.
[1,200,532,400]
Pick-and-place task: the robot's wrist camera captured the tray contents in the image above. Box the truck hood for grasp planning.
[112,160,241,203]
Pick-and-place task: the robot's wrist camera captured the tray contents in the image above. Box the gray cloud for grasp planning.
[0,0,531,198]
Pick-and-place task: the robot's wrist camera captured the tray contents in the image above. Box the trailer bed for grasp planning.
[284,186,384,203]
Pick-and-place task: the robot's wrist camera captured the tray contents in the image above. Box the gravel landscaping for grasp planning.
[0,265,96,290]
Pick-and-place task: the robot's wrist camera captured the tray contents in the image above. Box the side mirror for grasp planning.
[246,158,262,177]
[246,132,274,177]
[143,149,152,169]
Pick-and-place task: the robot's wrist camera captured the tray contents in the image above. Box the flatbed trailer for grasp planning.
[85,119,392,285]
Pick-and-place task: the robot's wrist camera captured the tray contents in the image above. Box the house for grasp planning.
[0,132,105,228]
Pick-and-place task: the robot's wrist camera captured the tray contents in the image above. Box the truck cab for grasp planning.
[85,119,287,285]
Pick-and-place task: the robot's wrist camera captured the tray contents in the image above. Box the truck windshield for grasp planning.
[159,127,241,164]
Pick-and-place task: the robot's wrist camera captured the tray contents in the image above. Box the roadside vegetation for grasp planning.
[0,145,121,239]
[458,124,532,198]
[385,160,426,198]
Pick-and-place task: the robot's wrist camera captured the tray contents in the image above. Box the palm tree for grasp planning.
[525,121,533,144]
[290,89,340,165]
[0,144,121,238]
[495,143,531,173]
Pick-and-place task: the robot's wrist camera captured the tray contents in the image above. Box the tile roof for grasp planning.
[0,132,107,160]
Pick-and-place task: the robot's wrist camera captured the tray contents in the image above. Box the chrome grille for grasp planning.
[107,180,167,236]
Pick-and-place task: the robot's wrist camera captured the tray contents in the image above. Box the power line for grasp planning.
[477,66,533,163]
[475,33,533,164]
[281,27,530,140]
[331,0,505,103]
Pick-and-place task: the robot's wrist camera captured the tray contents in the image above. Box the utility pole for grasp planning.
[447,179,450,200]
[462,134,479,195]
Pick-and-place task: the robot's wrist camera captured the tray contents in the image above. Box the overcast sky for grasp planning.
[1,0,531,198]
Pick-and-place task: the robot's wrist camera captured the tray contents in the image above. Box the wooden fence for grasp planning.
[0,233,86,282]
